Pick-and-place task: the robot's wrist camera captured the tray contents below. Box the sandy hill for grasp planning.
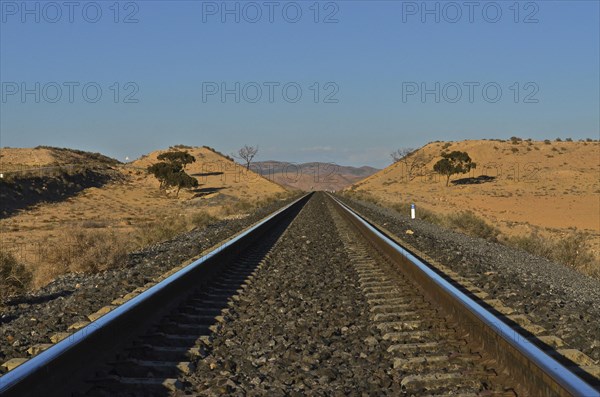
[0,146,119,171]
[254,161,379,191]
[349,139,600,256]
[1,147,122,218]
[0,145,289,287]
[130,146,287,202]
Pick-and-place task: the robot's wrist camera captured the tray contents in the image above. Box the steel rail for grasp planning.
[0,193,310,396]
[329,194,599,397]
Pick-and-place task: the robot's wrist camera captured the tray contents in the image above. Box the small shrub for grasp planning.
[510,136,522,144]
[555,137,562,142]
[45,228,129,274]
[553,232,597,274]
[190,211,217,228]
[0,251,33,299]
[508,233,553,258]
[511,147,519,153]
[442,142,452,149]
[81,220,108,228]
[221,199,254,216]
[586,138,593,142]
[508,231,598,278]
[544,140,551,145]
[133,215,189,247]
[565,138,573,142]
[445,211,500,240]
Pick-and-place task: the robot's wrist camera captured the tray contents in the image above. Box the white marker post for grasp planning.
[411,203,416,219]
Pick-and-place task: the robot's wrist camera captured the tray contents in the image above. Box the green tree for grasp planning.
[433,151,476,186]
[148,151,198,197]
[157,151,196,169]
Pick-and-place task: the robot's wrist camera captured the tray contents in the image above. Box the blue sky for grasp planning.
[1,0,598,168]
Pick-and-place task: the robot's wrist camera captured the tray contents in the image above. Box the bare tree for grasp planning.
[390,147,427,181]
[234,144,259,170]
[391,148,414,163]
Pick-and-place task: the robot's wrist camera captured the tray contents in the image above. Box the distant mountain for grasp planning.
[253,161,380,191]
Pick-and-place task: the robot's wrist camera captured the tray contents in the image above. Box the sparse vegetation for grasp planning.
[221,199,254,216]
[132,214,190,247]
[544,139,551,145]
[190,211,218,228]
[508,231,598,278]
[0,250,33,300]
[202,146,235,162]
[35,228,130,286]
[510,136,522,144]
[445,211,500,240]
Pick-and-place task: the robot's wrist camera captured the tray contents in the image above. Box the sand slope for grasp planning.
[350,139,600,253]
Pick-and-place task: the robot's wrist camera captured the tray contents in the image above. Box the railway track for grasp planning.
[0,192,598,396]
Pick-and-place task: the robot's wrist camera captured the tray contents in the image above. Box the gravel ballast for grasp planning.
[184,194,397,396]
[0,195,301,369]
[336,194,600,362]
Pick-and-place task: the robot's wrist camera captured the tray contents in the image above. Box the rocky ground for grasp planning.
[182,193,398,396]
[336,194,600,363]
[0,195,301,369]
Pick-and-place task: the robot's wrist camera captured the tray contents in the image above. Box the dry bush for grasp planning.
[221,199,254,216]
[132,214,189,247]
[253,193,284,209]
[0,250,33,300]
[341,190,380,205]
[507,232,553,258]
[190,211,217,228]
[43,228,129,274]
[553,232,597,272]
[81,219,109,228]
[444,211,500,241]
[507,231,599,278]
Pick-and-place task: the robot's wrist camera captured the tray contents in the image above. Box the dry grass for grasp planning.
[0,250,33,300]
[28,212,221,287]
[131,214,190,248]
[190,210,218,228]
[508,231,599,278]
[445,211,500,241]
[220,200,254,216]
[40,228,130,278]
